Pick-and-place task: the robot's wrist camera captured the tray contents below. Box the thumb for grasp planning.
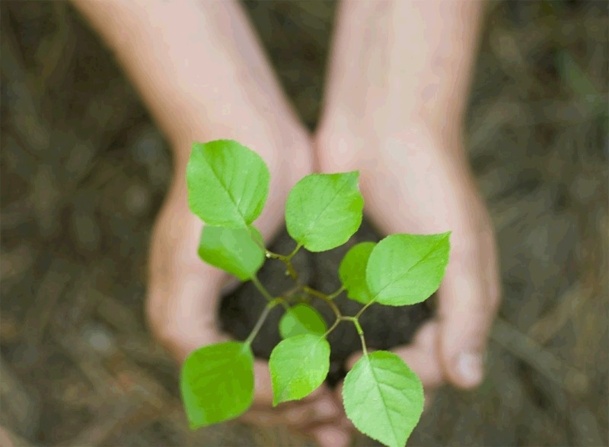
[311,424,352,447]
[147,268,229,363]
[437,233,499,388]
[146,187,230,363]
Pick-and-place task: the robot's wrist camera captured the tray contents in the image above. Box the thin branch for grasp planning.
[251,275,274,302]
[328,285,346,300]
[245,300,279,345]
[358,331,368,356]
[353,319,368,356]
[251,275,289,311]
[303,286,342,319]
[355,300,375,319]
[341,316,368,356]
[286,243,303,260]
[265,248,299,280]
[323,318,342,339]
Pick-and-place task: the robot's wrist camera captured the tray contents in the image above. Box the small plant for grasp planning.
[181,139,450,447]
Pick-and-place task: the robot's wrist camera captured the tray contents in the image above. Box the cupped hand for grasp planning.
[316,122,500,405]
[146,158,351,447]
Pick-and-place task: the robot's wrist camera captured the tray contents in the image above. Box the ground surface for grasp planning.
[1,1,608,446]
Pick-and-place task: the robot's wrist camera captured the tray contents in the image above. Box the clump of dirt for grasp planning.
[220,219,432,386]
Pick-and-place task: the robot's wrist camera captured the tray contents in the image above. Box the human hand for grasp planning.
[73,0,352,442]
[316,123,500,405]
[146,155,351,447]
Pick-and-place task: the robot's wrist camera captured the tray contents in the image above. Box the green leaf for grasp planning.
[367,233,450,306]
[269,334,330,405]
[339,242,376,304]
[343,351,424,447]
[285,172,364,252]
[198,225,265,281]
[279,304,327,339]
[187,140,270,228]
[181,341,254,429]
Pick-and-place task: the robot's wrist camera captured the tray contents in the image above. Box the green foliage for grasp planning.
[181,342,254,428]
[182,139,452,446]
[367,233,450,306]
[342,351,424,447]
[198,225,265,281]
[187,140,269,228]
[269,334,330,405]
[285,172,364,252]
[339,242,376,304]
[279,303,327,339]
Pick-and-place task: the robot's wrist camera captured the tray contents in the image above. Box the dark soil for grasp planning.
[220,219,432,387]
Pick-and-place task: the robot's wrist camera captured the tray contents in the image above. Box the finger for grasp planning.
[391,321,444,389]
[147,269,228,363]
[242,393,342,429]
[437,229,500,388]
[250,360,275,408]
[333,384,355,431]
[310,424,353,447]
[147,198,229,362]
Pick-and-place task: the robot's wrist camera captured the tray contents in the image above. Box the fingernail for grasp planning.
[456,351,483,387]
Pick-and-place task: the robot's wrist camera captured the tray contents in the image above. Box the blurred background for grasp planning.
[1,1,607,446]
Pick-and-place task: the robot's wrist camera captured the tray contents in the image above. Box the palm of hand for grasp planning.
[147,153,352,447]
[316,125,500,395]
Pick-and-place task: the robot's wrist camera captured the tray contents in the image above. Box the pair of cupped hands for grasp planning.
[146,112,500,446]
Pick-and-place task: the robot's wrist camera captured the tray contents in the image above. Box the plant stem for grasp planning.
[302,286,326,300]
[355,300,375,319]
[264,243,300,262]
[323,318,342,339]
[285,262,298,281]
[252,275,289,310]
[286,243,303,260]
[352,319,368,356]
[265,248,299,280]
[283,284,303,301]
[358,331,368,356]
[341,316,368,356]
[352,318,364,337]
[251,275,274,302]
[244,299,280,346]
[303,286,342,319]
[327,285,345,300]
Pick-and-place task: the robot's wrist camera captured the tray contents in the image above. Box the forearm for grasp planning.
[71,0,309,170]
[320,0,482,140]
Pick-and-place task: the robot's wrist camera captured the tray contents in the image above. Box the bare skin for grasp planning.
[317,0,500,409]
[71,1,349,445]
[72,0,499,445]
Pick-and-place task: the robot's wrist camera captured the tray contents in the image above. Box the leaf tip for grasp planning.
[272,392,290,407]
[187,418,203,431]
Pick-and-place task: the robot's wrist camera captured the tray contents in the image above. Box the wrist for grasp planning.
[315,117,469,195]
[320,0,480,156]
[317,112,465,157]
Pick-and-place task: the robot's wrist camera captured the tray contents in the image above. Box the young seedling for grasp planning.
[181,139,450,447]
